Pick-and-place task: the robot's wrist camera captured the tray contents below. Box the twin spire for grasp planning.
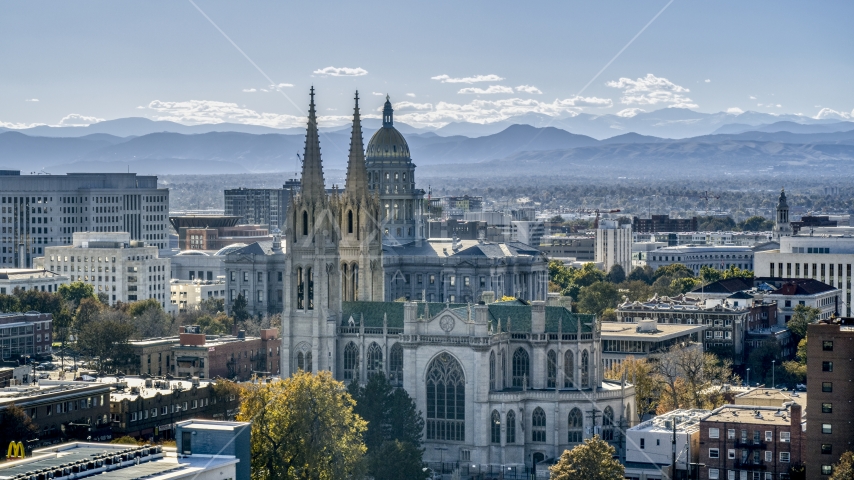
[300,88,370,201]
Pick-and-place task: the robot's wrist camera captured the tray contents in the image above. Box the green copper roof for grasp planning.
[341,301,466,328]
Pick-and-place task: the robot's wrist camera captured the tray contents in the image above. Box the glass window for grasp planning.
[822,382,833,392]
[823,341,833,351]
[821,444,832,455]
[822,424,832,434]
[708,469,719,479]
[490,410,501,444]
[823,465,833,475]
[709,428,720,438]
[822,403,833,414]
[823,361,833,372]
[506,410,516,444]
[532,407,546,442]
[709,448,720,459]
[425,353,465,442]
[567,408,583,443]
[512,348,529,388]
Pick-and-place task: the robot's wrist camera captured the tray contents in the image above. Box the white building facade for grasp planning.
[0,268,68,295]
[596,220,632,272]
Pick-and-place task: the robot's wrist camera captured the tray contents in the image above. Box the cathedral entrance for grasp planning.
[531,452,545,476]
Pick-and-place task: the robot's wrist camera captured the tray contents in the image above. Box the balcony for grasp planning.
[734,440,766,449]
[734,460,766,470]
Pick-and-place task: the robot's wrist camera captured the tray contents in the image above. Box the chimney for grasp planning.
[789,403,802,429]
[481,291,496,304]
[531,300,545,334]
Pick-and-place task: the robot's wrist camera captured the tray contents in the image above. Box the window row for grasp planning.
[488,348,591,390]
[342,341,404,387]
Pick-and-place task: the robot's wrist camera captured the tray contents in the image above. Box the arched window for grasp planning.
[347,210,354,234]
[625,404,632,426]
[532,407,546,442]
[302,210,308,236]
[500,349,506,389]
[296,267,304,310]
[568,408,583,443]
[489,351,496,391]
[564,350,574,388]
[426,353,465,441]
[506,410,516,443]
[306,267,314,310]
[389,343,403,386]
[296,352,305,371]
[341,263,349,302]
[603,406,615,441]
[490,410,501,444]
[367,342,383,377]
[352,264,359,300]
[547,350,557,388]
[581,350,590,388]
[305,352,312,373]
[343,342,359,381]
[512,348,529,388]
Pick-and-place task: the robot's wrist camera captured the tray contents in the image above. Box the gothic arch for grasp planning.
[506,409,516,443]
[343,341,359,382]
[512,347,529,388]
[568,408,583,443]
[603,406,615,441]
[489,351,496,391]
[581,349,590,388]
[490,410,501,444]
[425,352,465,441]
[532,407,546,442]
[564,350,574,388]
[547,349,557,388]
[389,343,403,386]
[366,342,383,377]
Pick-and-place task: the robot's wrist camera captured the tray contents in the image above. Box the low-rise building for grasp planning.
[169,215,272,251]
[645,245,756,275]
[734,388,805,408]
[625,409,709,480]
[0,268,68,295]
[0,419,249,480]
[38,232,172,311]
[0,311,53,359]
[167,249,226,282]
[0,380,113,447]
[633,215,699,234]
[539,235,595,262]
[600,319,707,371]
[699,403,804,480]
[102,375,241,441]
[170,279,226,312]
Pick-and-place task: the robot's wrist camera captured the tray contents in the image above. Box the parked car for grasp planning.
[795,383,807,391]
[38,373,50,379]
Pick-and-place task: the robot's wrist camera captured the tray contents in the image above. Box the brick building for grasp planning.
[698,403,804,480]
[805,317,854,478]
[0,311,53,359]
[633,214,698,234]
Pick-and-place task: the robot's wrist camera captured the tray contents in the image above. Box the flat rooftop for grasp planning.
[703,404,801,426]
[629,409,710,434]
[0,381,110,406]
[601,322,707,341]
[96,376,213,401]
[0,442,237,480]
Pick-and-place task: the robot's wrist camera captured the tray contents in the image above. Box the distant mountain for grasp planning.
[712,120,854,135]
[599,132,669,145]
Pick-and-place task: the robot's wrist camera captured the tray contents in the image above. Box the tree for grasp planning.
[127,299,175,339]
[747,340,782,385]
[58,281,96,307]
[721,265,753,280]
[653,264,694,281]
[0,405,38,458]
[788,304,820,340]
[548,215,565,223]
[656,346,738,411]
[782,337,808,384]
[576,282,620,316]
[238,371,366,480]
[231,293,249,323]
[699,265,722,284]
[210,378,243,421]
[77,311,136,373]
[830,451,854,480]
[549,435,624,480]
[366,440,429,480]
[670,277,702,295]
[627,265,654,285]
[549,260,576,293]
[738,216,774,232]
[574,263,607,288]
[74,297,104,333]
[619,280,653,302]
[605,357,662,422]
[697,216,737,232]
[606,264,626,284]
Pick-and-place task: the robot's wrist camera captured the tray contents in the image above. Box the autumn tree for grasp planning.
[656,346,738,412]
[238,371,367,480]
[830,451,854,480]
[605,357,662,422]
[549,435,624,480]
[77,310,136,373]
[0,405,38,458]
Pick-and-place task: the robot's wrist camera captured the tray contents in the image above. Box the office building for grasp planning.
[0,268,68,295]
[0,311,53,358]
[0,171,170,268]
[600,319,706,371]
[225,185,288,230]
[699,403,804,480]
[539,235,595,262]
[596,219,632,272]
[645,245,756,275]
[170,278,226,312]
[39,232,171,310]
[169,215,271,251]
[633,214,698,233]
[165,326,280,380]
[805,318,854,478]
[168,250,226,282]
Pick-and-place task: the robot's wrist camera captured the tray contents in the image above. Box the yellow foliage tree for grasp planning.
[237,371,367,479]
[549,435,624,480]
[605,357,662,423]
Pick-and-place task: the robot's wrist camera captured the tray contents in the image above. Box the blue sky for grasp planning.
[1,1,852,129]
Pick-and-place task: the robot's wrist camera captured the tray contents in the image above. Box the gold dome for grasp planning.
[366,96,411,161]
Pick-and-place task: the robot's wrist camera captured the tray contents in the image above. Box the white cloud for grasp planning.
[813,108,852,120]
[392,97,590,128]
[515,85,543,94]
[144,99,351,128]
[0,120,45,129]
[372,92,385,96]
[606,73,698,108]
[406,93,416,98]
[458,85,515,95]
[242,88,257,93]
[382,102,433,112]
[59,114,104,126]
[561,96,613,108]
[25,98,39,102]
[616,108,645,118]
[313,66,367,77]
[749,95,757,100]
[270,83,293,90]
[431,74,504,84]
[136,106,146,109]
[726,107,744,115]
[776,104,782,108]
[705,79,711,83]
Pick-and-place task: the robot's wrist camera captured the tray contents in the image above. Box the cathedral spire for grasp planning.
[345,91,369,197]
[301,87,326,201]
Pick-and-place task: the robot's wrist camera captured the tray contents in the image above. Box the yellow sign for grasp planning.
[7,441,24,459]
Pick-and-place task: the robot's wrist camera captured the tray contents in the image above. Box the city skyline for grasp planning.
[1,1,853,130]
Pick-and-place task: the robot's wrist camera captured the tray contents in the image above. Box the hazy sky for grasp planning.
[1,1,852,129]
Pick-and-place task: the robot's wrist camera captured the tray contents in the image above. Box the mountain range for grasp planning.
[0,110,853,177]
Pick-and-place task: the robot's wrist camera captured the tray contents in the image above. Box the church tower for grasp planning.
[281,87,342,376]
[773,188,792,240]
[337,92,384,301]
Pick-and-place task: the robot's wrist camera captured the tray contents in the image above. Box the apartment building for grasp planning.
[0,311,53,358]
[170,279,226,312]
[39,232,171,310]
[596,219,632,272]
[0,171,169,268]
[224,179,299,229]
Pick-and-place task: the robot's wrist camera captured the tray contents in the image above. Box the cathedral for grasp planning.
[224,89,635,473]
